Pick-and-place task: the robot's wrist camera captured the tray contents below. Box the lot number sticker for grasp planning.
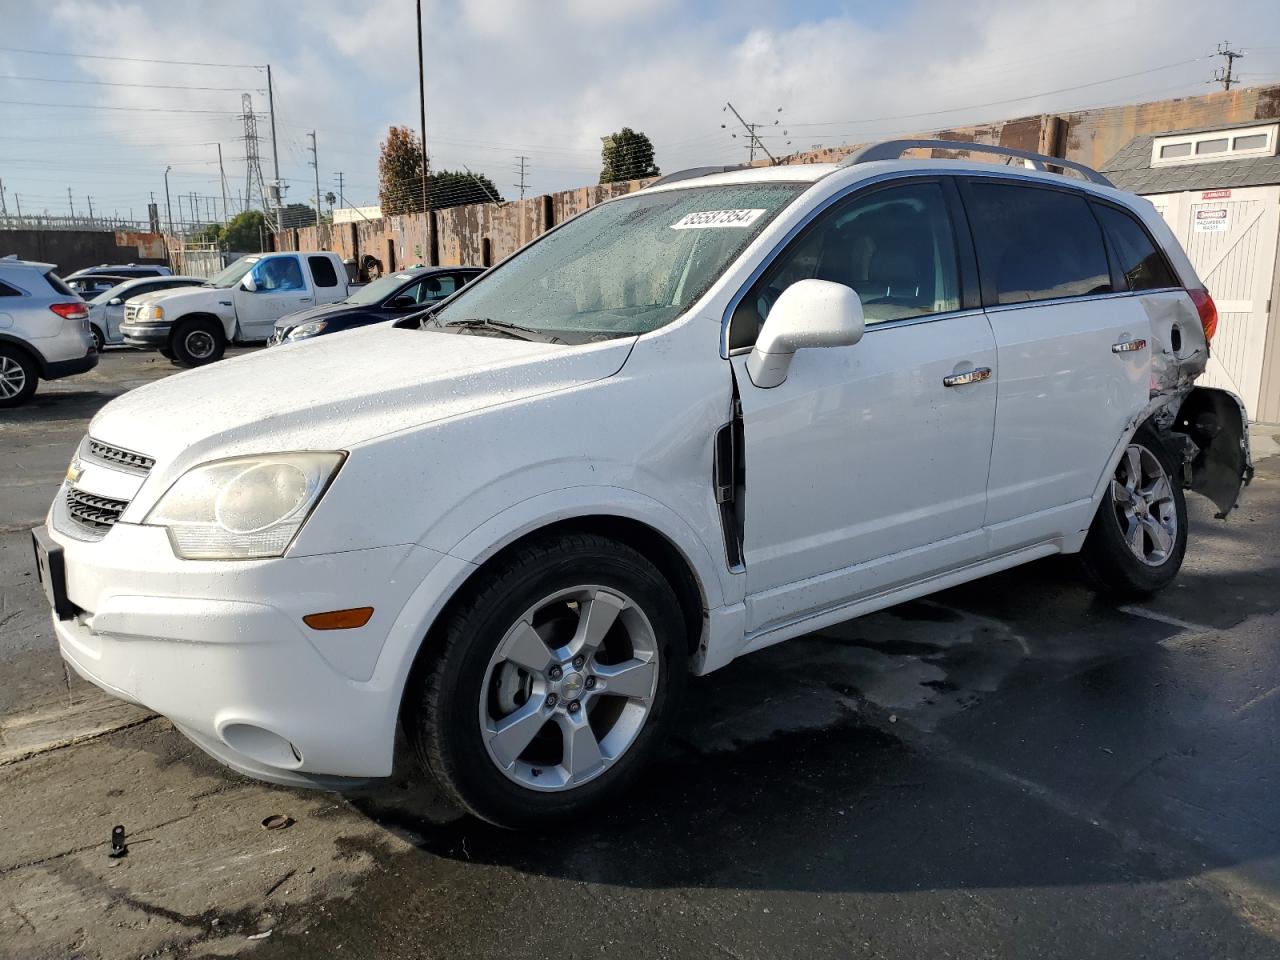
[671,209,767,230]
[1194,208,1230,233]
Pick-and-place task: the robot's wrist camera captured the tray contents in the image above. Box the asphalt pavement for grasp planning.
[2,350,1278,960]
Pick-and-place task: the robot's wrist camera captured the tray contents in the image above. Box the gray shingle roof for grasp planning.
[1101,122,1280,194]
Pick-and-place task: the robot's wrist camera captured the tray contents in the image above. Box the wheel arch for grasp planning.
[0,332,46,376]
[166,311,225,344]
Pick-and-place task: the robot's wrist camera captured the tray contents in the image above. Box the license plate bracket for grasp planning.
[31,526,76,621]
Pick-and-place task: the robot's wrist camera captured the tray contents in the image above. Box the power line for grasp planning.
[0,46,262,69]
[0,74,263,93]
[0,98,248,115]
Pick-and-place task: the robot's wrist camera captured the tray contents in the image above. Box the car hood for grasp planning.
[127,286,220,313]
[89,325,635,468]
[274,302,366,330]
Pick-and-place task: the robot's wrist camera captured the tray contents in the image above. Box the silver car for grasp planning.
[86,275,205,351]
[0,255,98,407]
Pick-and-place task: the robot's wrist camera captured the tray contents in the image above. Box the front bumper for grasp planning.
[42,517,450,785]
[119,322,171,348]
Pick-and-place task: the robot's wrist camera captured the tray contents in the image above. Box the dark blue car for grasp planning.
[269,265,483,345]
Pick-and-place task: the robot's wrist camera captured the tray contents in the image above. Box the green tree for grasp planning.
[600,127,660,183]
[221,210,267,252]
[379,125,426,215]
[192,223,222,246]
[425,169,503,209]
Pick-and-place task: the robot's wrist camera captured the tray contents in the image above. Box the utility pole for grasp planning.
[86,195,94,223]
[308,130,322,241]
[177,194,185,232]
[723,102,777,164]
[67,187,75,221]
[14,194,21,221]
[163,166,173,234]
[334,171,345,209]
[217,143,230,225]
[514,155,529,199]
[416,0,430,212]
[0,178,7,218]
[266,65,281,222]
[1212,41,1244,91]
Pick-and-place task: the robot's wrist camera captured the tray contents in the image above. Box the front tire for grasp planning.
[170,318,225,367]
[1079,425,1188,598]
[0,344,38,407]
[407,533,688,829]
[90,325,105,353]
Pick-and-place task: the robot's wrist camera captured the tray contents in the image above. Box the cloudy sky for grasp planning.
[2,0,1279,223]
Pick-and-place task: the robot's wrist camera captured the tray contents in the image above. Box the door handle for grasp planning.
[942,367,992,387]
[1112,338,1147,353]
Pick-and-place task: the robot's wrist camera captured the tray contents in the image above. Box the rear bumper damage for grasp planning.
[1159,386,1254,518]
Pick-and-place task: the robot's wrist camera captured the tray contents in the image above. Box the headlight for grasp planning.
[286,320,328,340]
[144,452,345,559]
[142,304,164,320]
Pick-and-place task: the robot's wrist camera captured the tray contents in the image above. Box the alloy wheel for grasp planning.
[479,585,660,792]
[0,355,27,399]
[1111,443,1178,566]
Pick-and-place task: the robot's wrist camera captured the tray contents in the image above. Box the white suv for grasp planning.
[34,142,1252,827]
[0,255,97,406]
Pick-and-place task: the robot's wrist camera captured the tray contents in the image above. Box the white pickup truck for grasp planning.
[120,252,349,366]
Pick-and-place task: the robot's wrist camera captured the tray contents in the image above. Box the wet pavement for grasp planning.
[1,350,1278,959]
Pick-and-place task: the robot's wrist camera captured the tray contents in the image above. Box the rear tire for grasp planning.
[406,533,688,829]
[170,318,225,367]
[1079,425,1187,598]
[0,344,38,408]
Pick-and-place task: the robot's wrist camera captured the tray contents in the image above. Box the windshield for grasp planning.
[430,183,805,340]
[208,256,260,289]
[345,272,418,305]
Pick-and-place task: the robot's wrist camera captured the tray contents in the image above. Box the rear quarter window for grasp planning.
[0,279,22,296]
[308,256,339,288]
[964,181,1111,306]
[1092,204,1178,291]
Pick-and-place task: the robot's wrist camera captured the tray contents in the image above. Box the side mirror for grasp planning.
[386,294,416,310]
[108,297,123,306]
[241,274,258,292]
[745,279,864,388]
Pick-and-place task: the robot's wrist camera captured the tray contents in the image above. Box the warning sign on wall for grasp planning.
[1194,208,1230,233]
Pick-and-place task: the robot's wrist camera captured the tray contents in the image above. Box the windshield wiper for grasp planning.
[439,317,562,343]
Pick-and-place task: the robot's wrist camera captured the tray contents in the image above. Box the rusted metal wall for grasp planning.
[279,176,654,270]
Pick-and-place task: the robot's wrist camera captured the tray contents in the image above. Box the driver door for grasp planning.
[729,179,998,635]
[236,255,313,340]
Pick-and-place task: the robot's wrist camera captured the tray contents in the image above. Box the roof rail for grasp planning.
[647,165,745,188]
[841,140,1114,187]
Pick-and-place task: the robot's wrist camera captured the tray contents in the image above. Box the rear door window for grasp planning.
[1092,204,1178,291]
[964,181,1111,306]
[308,255,339,288]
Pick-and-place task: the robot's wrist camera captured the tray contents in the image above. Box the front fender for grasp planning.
[445,484,732,612]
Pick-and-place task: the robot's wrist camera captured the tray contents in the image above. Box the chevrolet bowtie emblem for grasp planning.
[66,460,83,485]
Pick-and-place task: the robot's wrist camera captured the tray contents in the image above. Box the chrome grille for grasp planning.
[65,487,129,532]
[86,438,154,474]
[124,302,143,324]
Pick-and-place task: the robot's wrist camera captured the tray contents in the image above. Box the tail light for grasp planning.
[49,302,89,321]
[1188,288,1218,342]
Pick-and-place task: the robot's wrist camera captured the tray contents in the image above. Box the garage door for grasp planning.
[1152,186,1279,418]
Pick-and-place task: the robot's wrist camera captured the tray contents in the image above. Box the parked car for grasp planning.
[119,252,349,366]
[85,275,205,351]
[269,266,483,344]
[66,263,172,284]
[34,141,1252,828]
[65,274,134,299]
[0,255,97,407]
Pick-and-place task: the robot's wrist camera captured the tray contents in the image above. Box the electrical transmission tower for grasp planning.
[241,93,276,230]
[1211,41,1244,91]
[513,155,529,199]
